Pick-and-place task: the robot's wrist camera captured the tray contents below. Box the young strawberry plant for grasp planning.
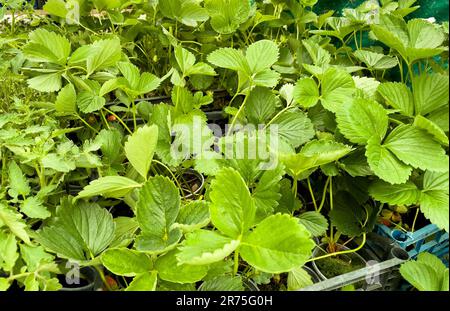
[0,0,448,292]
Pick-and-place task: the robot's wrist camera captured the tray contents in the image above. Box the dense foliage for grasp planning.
[0,0,448,291]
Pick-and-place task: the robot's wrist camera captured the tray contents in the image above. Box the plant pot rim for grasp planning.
[180,168,205,199]
[311,242,367,281]
[59,266,101,291]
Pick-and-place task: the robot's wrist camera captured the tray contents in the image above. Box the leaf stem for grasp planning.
[227,89,250,136]
[75,114,99,133]
[318,177,331,213]
[389,117,404,125]
[329,177,334,245]
[35,163,46,188]
[94,265,112,291]
[102,108,133,135]
[151,160,184,197]
[307,178,318,211]
[100,110,111,130]
[264,104,293,130]
[411,207,420,233]
[233,249,240,276]
[306,233,367,263]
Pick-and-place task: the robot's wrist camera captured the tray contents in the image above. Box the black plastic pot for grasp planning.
[180,169,205,199]
[303,265,321,284]
[243,279,260,291]
[59,266,102,291]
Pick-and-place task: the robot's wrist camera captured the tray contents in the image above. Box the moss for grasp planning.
[315,251,366,279]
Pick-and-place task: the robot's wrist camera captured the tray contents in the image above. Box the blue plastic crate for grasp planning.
[376,224,449,266]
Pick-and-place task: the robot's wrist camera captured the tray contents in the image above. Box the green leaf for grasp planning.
[101,248,152,277]
[200,275,244,291]
[298,211,328,237]
[0,278,10,291]
[124,125,158,180]
[384,125,449,172]
[353,76,380,100]
[0,232,18,272]
[330,191,377,236]
[175,45,196,74]
[205,0,251,34]
[336,98,388,145]
[118,61,139,88]
[126,271,158,291]
[417,252,448,279]
[24,275,39,291]
[41,153,75,173]
[8,161,30,198]
[245,87,278,125]
[340,148,373,177]
[155,250,208,284]
[293,77,319,108]
[287,266,313,290]
[406,19,445,62]
[42,0,69,18]
[354,50,397,70]
[423,171,448,192]
[372,15,445,63]
[137,72,161,95]
[282,140,353,178]
[203,260,233,281]
[371,15,409,59]
[23,29,71,66]
[172,86,195,115]
[253,164,284,223]
[69,45,91,66]
[135,176,181,253]
[369,180,420,205]
[87,37,122,75]
[240,214,314,273]
[177,230,240,265]
[55,84,77,114]
[95,129,124,165]
[20,197,51,219]
[174,201,210,233]
[377,82,414,117]
[428,106,449,132]
[400,253,447,291]
[420,191,449,232]
[110,217,139,248]
[245,40,279,73]
[76,176,141,199]
[252,68,281,88]
[27,73,62,93]
[302,38,331,67]
[38,202,115,261]
[413,115,448,146]
[366,137,412,185]
[194,151,223,176]
[99,78,122,96]
[207,48,249,73]
[209,167,255,238]
[159,0,209,27]
[274,109,315,148]
[0,204,31,245]
[19,244,54,272]
[412,73,449,116]
[77,81,106,113]
[186,62,216,77]
[320,67,355,113]
[275,179,302,214]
